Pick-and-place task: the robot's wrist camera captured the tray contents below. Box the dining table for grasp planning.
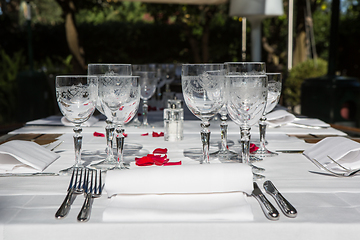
[0,106,359,240]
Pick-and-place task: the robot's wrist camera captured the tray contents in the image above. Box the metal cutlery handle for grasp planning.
[252,182,279,220]
[263,180,297,218]
[55,189,75,218]
[77,193,93,222]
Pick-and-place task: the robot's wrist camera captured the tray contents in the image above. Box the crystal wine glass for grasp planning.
[226,74,268,180]
[182,64,225,164]
[87,64,132,169]
[135,71,158,127]
[252,73,282,157]
[55,75,97,174]
[96,75,140,169]
[225,62,266,162]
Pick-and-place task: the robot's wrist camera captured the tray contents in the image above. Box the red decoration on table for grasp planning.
[152,131,164,137]
[250,143,259,153]
[123,133,128,137]
[141,133,149,136]
[93,132,105,137]
[135,148,181,166]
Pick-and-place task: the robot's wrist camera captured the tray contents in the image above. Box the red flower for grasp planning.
[93,132,105,137]
[250,143,259,153]
[135,148,181,166]
[152,131,164,137]
[141,133,149,136]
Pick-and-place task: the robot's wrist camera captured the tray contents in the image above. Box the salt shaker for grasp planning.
[164,99,184,141]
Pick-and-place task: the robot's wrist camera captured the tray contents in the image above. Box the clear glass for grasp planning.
[96,75,140,170]
[226,75,268,180]
[182,63,225,164]
[88,64,132,169]
[252,73,282,157]
[55,75,97,174]
[135,71,158,127]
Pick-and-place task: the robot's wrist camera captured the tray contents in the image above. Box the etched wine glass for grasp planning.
[88,64,132,169]
[252,73,282,157]
[96,75,140,169]
[135,71,158,127]
[226,75,268,180]
[56,75,97,174]
[182,64,225,164]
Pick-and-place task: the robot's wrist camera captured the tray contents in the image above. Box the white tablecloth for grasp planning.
[1,111,358,240]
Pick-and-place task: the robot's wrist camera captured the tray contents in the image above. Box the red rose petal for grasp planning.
[93,132,105,137]
[141,133,149,136]
[152,131,164,137]
[250,143,259,153]
[164,161,182,166]
[135,156,154,166]
[123,133,128,137]
[153,148,168,154]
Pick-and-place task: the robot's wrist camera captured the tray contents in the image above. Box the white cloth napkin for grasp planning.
[0,140,60,173]
[265,110,296,127]
[61,116,99,127]
[103,163,254,222]
[291,118,330,128]
[303,137,360,172]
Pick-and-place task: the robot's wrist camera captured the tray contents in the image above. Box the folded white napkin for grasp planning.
[0,140,60,173]
[103,163,254,222]
[291,118,330,128]
[265,110,296,127]
[61,116,99,127]
[303,137,360,172]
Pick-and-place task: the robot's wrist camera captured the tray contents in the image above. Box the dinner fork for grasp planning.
[311,157,360,177]
[55,167,85,218]
[77,169,103,222]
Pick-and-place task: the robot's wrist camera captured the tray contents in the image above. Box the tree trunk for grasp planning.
[55,0,86,74]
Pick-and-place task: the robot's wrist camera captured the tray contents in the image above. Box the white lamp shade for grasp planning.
[229,0,284,18]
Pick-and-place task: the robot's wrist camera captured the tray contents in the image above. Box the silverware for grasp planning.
[0,172,58,177]
[55,167,84,219]
[289,122,329,129]
[263,180,297,218]
[276,150,304,154]
[311,157,360,177]
[77,169,103,222]
[251,182,279,221]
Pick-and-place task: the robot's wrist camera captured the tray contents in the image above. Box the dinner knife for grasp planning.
[263,180,297,218]
[251,182,279,221]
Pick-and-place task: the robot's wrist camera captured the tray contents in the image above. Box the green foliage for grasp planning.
[284,58,328,107]
[0,48,26,124]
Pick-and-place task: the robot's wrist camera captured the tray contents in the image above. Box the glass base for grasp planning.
[215,149,239,163]
[90,159,118,171]
[227,155,265,173]
[251,147,278,158]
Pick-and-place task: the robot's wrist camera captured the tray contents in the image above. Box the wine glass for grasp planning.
[252,73,282,157]
[225,62,266,162]
[182,64,225,164]
[96,75,140,169]
[55,75,97,174]
[87,64,132,169]
[135,71,158,127]
[226,75,268,180]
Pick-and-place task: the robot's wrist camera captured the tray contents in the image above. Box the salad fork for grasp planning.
[55,167,85,218]
[77,169,103,222]
[311,157,360,177]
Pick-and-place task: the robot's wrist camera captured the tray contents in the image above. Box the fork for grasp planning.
[311,157,360,177]
[77,169,103,222]
[55,167,85,218]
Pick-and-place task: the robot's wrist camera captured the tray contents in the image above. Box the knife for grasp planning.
[263,180,297,218]
[251,182,279,220]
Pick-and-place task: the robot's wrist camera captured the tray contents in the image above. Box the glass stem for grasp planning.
[115,127,125,168]
[200,121,211,164]
[259,116,267,152]
[220,114,228,153]
[240,126,251,165]
[142,99,149,126]
[105,119,115,160]
[73,125,83,167]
